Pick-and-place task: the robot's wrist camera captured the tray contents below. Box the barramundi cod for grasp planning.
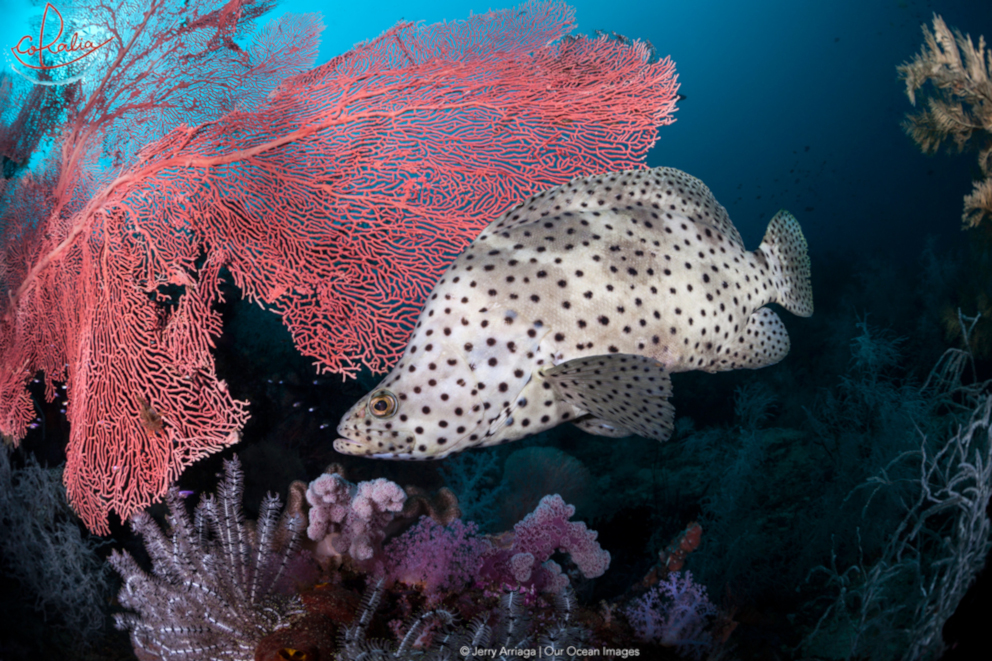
[334,167,813,459]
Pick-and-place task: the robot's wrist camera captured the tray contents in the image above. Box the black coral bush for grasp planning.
[899,14,992,228]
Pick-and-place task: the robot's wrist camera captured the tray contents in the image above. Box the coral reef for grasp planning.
[338,579,587,660]
[379,517,490,599]
[108,456,736,660]
[478,494,611,594]
[624,572,716,658]
[800,327,992,660]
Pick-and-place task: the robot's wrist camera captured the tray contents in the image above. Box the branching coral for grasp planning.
[0,446,112,645]
[478,494,611,594]
[899,15,992,227]
[624,571,716,659]
[800,327,992,659]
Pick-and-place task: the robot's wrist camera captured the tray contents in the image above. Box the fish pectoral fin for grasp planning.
[736,307,791,369]
[542,354,675,442]
[572,415,635,438]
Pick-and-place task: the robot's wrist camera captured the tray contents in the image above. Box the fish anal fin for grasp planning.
[542,354,675,442]
[736,307,791,369]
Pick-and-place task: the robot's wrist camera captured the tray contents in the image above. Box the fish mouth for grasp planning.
[333,436,414,460]
[333,437,365,455]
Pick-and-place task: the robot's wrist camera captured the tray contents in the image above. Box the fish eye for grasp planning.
[367,390,398,418]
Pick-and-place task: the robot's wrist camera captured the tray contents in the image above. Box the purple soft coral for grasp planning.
[379,517,490,600]
[624,571,716,659]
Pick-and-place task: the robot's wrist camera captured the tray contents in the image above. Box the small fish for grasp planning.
[334,167,813,459]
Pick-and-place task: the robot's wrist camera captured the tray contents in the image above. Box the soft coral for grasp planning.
[379,516,489,600]
[624,571,716,659]
[478,494,611,594]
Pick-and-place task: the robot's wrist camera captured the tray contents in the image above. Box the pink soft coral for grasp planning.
[478,494,610,593]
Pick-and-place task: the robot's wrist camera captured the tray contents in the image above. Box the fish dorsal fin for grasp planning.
[648,167,745,249]
[542,354,675,442]
[735,307,791,369]
[485,167,745,250]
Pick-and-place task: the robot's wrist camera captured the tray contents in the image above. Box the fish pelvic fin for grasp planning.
[758,210,814,318]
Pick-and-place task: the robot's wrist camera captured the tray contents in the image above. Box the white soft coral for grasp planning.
[306,472,406,563]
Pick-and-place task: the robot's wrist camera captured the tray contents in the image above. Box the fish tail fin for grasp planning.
[759,210,813,317]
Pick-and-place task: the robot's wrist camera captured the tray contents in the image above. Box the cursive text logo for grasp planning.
[8,3,110,84]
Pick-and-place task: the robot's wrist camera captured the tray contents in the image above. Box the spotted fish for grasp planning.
[334,167,813,459]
